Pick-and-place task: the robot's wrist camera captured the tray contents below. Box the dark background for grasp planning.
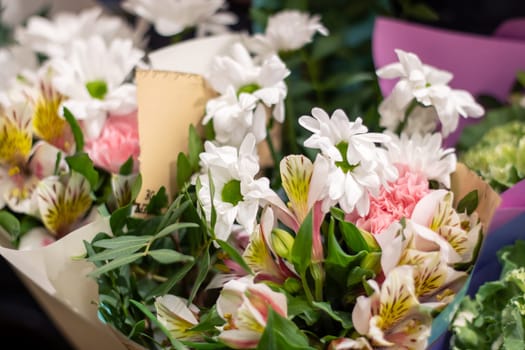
[2,0,525,348]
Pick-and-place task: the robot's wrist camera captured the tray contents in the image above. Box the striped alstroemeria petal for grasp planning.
[37,171,92,237]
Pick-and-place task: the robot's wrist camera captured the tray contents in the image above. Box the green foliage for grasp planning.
[450,240,525,350]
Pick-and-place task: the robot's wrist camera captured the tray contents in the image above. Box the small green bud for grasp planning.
[271,228,295,260]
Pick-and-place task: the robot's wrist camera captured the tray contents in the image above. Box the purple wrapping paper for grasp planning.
[372,16,525,147]
[372,17,525,349]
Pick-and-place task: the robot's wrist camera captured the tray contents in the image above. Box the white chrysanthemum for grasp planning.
[205,43,289,145]
[197,134,272,241]
[15,6,137,58]
[384,131,456,188]
[299,107,398,216]
[245,10,328,59]
[203,86,261,147]
[0,45,38,91]
[50,36,144,140]
[433,89,485,136]
[377,49,484,136]
[122,0,237,37]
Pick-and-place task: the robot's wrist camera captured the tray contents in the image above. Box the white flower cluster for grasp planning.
[377,49,484,136]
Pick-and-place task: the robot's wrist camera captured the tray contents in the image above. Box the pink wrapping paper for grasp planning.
[372,16,525,233]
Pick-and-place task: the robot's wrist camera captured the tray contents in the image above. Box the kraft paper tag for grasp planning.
[135,69,215,211]
[451,163,501,233]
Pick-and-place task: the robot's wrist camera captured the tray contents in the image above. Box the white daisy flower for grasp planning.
[50,36,144,140]
[0,45,38,91]
[122,0,237,37]
[433,88,485,136]
[197,134,272,241]
[14,6,137,58]
[384,131,456,188]
[377,49,483,136]
[245,9,328,59]
[202,86,260,147]
[299,107,398,216]
[205,43,289,145]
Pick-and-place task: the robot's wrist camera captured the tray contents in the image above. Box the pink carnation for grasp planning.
[85,110,140,174]
[349,164,430,234]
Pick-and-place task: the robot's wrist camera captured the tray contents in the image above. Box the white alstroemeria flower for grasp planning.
[329,337,372,350]
[154,295,202,341]
[50,36,144,139]
[15,6,137,58]
[377,49,484,136]
[205,43,290,145]
[122,0,237,37]
[411,189,482,264]
[245,10,328,59]
[352,265,432,349]
[376,222,467,308]
[299,107,398,216]
[197,134,272,241]
[384,131,456,188]
[0,45,38,91]
[216,276,288,349]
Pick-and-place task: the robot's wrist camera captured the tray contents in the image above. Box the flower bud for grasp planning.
[271,228,295,259]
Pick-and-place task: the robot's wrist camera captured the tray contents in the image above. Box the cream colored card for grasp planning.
[135,69,215,209]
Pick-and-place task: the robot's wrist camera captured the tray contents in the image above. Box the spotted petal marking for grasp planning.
[242,225,283,282]
[111,173,137,208]
[280,155,313,223]
[430,192,459,232]
[32,83,73,152]
[0,109,32,168]
[400,249,447,298]
[37,171,92,237]
[377,265,419,331]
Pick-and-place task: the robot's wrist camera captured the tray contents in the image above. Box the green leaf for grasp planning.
[188,247,210,304]
[338,220,376,253]
[148,249,194,264]
[110,203,133,235]
[88,243,147,262]
[62,107,84,152]
[325,219,366,269]
[180,341,228,350]
[131,174,142,201]
[456,190,478,215]
[145,261,195,299]
[127,319,146,338]
[256,308,315,350]
[312,301,353,329]
[189,306,225,332]
[346,266,375,287]
[154,222,199,240]
[88,252,143,278]
[502,296,525,348]
[119,156,134,176]
[93,235,152,249]
[66,153,99,189]
[130,300,188,350]
[216,239,252,275]
[146,186,169,215]
[0,210,20,237]
[177,152,193,190]
[291,210,313,275]
[188,124,204,170]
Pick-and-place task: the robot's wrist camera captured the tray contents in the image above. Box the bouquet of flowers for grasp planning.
[0,1,503,350]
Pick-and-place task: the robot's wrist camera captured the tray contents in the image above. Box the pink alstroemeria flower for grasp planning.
[216,276,288,349]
